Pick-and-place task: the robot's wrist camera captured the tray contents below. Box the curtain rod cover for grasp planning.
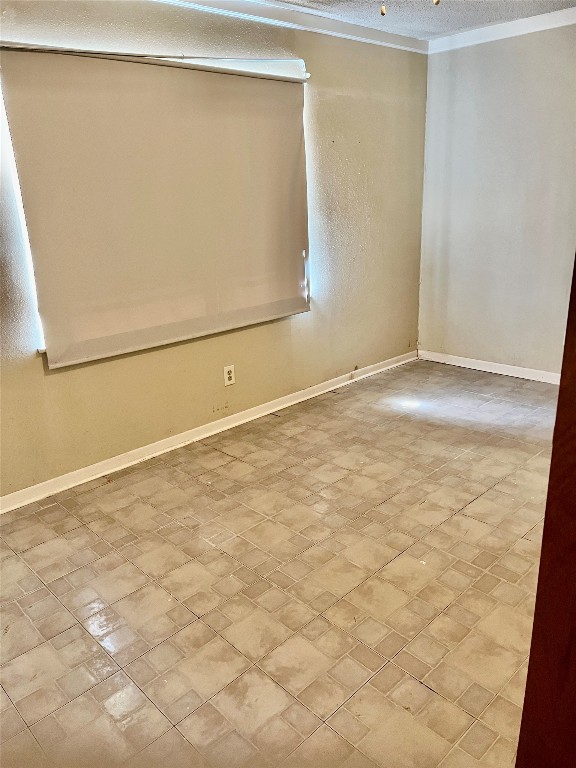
[0,42,310,82]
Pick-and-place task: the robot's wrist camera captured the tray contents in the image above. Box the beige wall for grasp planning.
[0,1,427,494]
[419,26,576,373]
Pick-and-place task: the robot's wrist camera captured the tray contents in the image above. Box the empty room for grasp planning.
[1,1,575,767]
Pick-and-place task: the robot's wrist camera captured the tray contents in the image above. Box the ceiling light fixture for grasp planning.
[381,0,440,16]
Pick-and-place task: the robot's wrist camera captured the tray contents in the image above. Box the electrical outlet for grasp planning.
[224,365,235,386]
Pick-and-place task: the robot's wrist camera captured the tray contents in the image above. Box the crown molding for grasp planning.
[153,0,428,54]
[429,7,576,54]
[158,2,576,57]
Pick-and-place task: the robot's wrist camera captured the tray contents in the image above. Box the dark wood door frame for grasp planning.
[516,256,576,768]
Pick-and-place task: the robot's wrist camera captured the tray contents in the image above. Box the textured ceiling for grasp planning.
[260,0,576,39]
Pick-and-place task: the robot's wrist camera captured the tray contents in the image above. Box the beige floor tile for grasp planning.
[210,503,268,534]
[325,527,400,571]
[273,502,348,540]
[126,621,251,723]
[239,518,313,562]
[164,522,231,558]
[423,662,474,702]
[0,555,44,604]
[479,735,517,766]
[457,721,498,759]
[87,500,174,544]
[201,731,264,768]
[405,634,450,667]
[259,621,385,720]
[219,537,310,576]
[230,487,296,516]
[416,694,474,743]
[388,676,434,715]
[438,516,493,545]
[480,695,523,741]
[386,602,436,645]
[0,685,26,742]
[0,589,76,664]
[476,604,533,656]
[158,552,257,615]
[177,667,313,765]
[425,614,471,648]
[438,747,481,767]
[453,588,498,622]
[50,552,149,620]
[456,683,494,717]
[82,583,195,666]
[259,634,338,695]
[281,724,364,767]
[444,631,524,693]
[125,473,194,499]
[379,548,454,594]
[405,504,455,528]
[125,728,208,767]
[72,487,140,523]
[280,568,353,613]
[0,727,52,768]
[324,575,411,647]
[244,580,316,624]
[29,671,171,766]
[331,684,452,767]
[20,528,111,583]
[218,606,292,659]
[369,662,408,695]
[0,625,119,724]
[202,455,262,481]
[0,505,82,553]
[417,580,461,611]
[204,593,302,661]
[303,555,371,596]
[462,497,511,526]
[329,474,387,503]
[393,649,433,680]
[119,531,191,578]
[500,663,528,707]
[138,486,210,519]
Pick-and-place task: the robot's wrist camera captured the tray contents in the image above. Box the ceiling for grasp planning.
[260,0,576,39]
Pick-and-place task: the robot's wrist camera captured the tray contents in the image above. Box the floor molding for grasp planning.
[418,350,561,385]
[0,351,417,514]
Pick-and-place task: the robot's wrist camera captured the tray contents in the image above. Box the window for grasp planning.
[1,49,309,368]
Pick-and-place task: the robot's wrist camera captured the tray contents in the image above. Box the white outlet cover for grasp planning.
[224,365,235,386]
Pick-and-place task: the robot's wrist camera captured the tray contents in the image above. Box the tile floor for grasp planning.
[0,361,556,767]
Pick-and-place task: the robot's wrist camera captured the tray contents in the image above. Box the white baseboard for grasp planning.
[418,350,561,385]
[0,351,417,514]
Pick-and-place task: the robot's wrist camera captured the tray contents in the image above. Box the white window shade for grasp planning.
[1,50,310,368]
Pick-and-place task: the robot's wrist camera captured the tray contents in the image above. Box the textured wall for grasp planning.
[0,1,427,494]
[419,26,576,372]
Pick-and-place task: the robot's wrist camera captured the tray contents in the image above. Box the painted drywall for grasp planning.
[0,1,427,494]
[420,26,576,373]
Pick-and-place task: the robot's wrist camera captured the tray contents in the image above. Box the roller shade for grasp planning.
[1,50,310,368]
